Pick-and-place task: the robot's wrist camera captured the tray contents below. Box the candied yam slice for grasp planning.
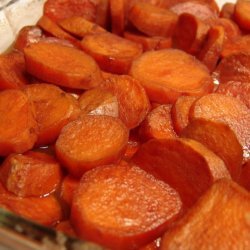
[78,88,118,117]
[71,163,182,249]
[132,138,231,208]
[110,0,125,35]
[234,0,250,31]
[0,52,29,90]
[0,90,38,156]
[139,105,177,141]
[220,2,235,19]
[128,2,178,37]
[100,75,150,129]
[181,119,243,181]
[190,93,250,161]
[129,49,213,104]
[81,32,142,74]
[55,115,129,177]
[24,42,102,89]
[239,160,250,191]
[160,179,250,250]
[23,83,80,146]
[0,151,62,197]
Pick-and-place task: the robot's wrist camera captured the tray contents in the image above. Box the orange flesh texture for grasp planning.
[100,75,150,129]
[0,151,62,197]
[181,119,243,181]
[81,32,143,74]
[220,2,235,19]
[160,179,250,250]
[24,42,102,89]
[55,115,129,177]
[190,93,250,161]
[110,0,125,35]
[95,0,109,28]
[239,160,250,191]
[71,163,182,249]
[129,49,213,104]
[128,2,178,37]
[234,0,250,31]
[23,83,80,146]
[55,220,76,237]
[0,90,38,156]
[139,104,177,141]
[132,138,231,208]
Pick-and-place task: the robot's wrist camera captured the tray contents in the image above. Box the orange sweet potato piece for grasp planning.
[100,75,150,129]
[129,2,178,37]
[55,115,129,177]
[56,220,76,237]
[78,88,118,117]
[130,49,213,104]
[0,182,62,226]
[24,42,102,89]
[181,119,243,181]
[23,83,80,146]
[0,90,38,156]
[0,151,62,197]
[160,179,250,249]
[0,52,29,90]
[220,2,235,19]
[239,160,250,191]
[171,96,198,134]
[71,162,182,249]
[234,0,250,31]
[81,32,142,74]
[139,105,177,141]
[132,138,231,208]
[110,0,125,35]
[190,93,250,162]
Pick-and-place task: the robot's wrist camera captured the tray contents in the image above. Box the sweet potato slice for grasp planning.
[0,182,62,226]
[0,90,38,156]
[110,0,125,35]
[173,13,209,55]
[132,138,231,208]
[0,151,62,197]
[78,88,118,117]
[181,119,243,181]
[24,42,102,89]
[55,115,129,177]
[190,93,250,162]
[81,32,142,74]
[239,160,250,191]
[43,0,98,23]
[139,105,177,141]
[128,2,178,37]
[129,49,213,104]
[56,221,76,237]
[71,162,182,249]
[198,25,225,72]
[160,179,250,249]
[0,52,29,90]
[234,0,250,31]
[100,75,150,129]
[23,83,80,146]
[171,96,198,134]
[220,2,235,19]
[58,16,106,38]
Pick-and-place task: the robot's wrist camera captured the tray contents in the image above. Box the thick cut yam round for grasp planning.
[71,163,182,249]
[160,179,250,250]
[58,17,106,38]
[239,160,250,191]
[0,182,62,226]
[173,13,209,55]
[128,3,178,37]
[0,90,38,156]
[139,105,177,141]
[0,52,29,90]
[216,81,250,109]
[56,221,76,237]
[23,83,80,146]
[55,115,129,177]
[14,26,43,52]
[220,2,235,19]
[132,138,231,208]
[171,96,198,134]
[44,0,98,23]
[181,119,243,181]
[100,75,150,129]
[110,0,125,35]
[234,0,250,31]
[81,32,142,74]
[198,25,225,72]
[24,42,102,90]
[0,151,62,197]
[130,49,213,104]
[60,176,79,206]
[190,93,250,162]
[78,88,118,117]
